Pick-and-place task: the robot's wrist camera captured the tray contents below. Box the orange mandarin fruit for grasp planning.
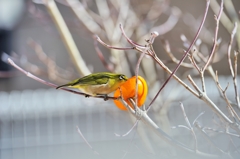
[113,76,148,110]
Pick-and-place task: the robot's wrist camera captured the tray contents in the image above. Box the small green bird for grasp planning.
[56,72,128,97]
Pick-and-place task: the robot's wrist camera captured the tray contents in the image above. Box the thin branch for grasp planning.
[233,51,240,108]
[186,73,238,131]
[93,37,114,72]
[215,71,240,122]
[162,40,194,68]
[0,53,19,77]
[172,125,191,131]
[227,22,237,78]
[192,111,205,125]
[7,57,118,101]
[134,49,146,109]
[179,102,198,151]
[148,0,210,106]
[196,69,207,93]
[194,122,228,155]
[118,98,219,157]
[210,0,233,34]
[120,98,136,115]
[227,22,240,109]
[27,39,75,82]
[229,137,240,155]
[119,24,146,48]
[121,100,196,154]
[188,57,200,73]
[203,127,240,138]
[179,103,192,131]
[203,0,223,71]
[148,54,199,100]
[114,120,139,137]
[187,75,202,95]
[76,126,100,155]
[196,53,239,107]
[134,32,159,110]
[95,35,135,51]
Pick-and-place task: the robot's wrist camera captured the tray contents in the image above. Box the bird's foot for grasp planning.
[103,95,109,101]
[85,94,90,98]
[98,94,108,101]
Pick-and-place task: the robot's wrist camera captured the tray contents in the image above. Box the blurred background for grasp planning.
[0,0,240,158]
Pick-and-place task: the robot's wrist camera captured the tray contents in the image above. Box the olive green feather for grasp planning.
[56,72,128,90]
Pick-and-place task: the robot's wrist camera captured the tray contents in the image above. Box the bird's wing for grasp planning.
[72,76,109,86]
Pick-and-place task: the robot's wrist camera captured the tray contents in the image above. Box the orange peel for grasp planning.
[114,76,148,110]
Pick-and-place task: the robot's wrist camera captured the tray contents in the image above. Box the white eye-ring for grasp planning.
[119,75,124,80]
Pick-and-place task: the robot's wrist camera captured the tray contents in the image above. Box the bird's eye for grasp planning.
[119,75,124,80]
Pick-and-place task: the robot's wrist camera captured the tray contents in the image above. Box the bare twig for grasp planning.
[27,39,75,82]
[148,53,199,97]
[215,71,240,122]
[192,111,205,125]
[227,22,240,109]
[229,137,240,155]
[199,71,206,93]
[210,0,233,34]
[203,127,240,138]
[0,53,19,77]
[194,122,228,155]
[179,103,198,151]
[134,50,146,109]
[95,35,135,51]
[162,40,193,68]
[148,0,210,106]
[114,120,139,137]
[187,72,240,132]
[203,0,223,71]
[76,126,100,155]
[7,57,118,101]
[227,22,237,78]
[117,97,218,157]
[172,125,191,130]
[233,51,240,108]
[93,37,114,72]
[188,51,200,72]
[119,24,146,48]
[134,32,159,109]
[187,75,202,95]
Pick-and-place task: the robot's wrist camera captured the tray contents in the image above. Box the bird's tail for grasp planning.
[56,83,72,89]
